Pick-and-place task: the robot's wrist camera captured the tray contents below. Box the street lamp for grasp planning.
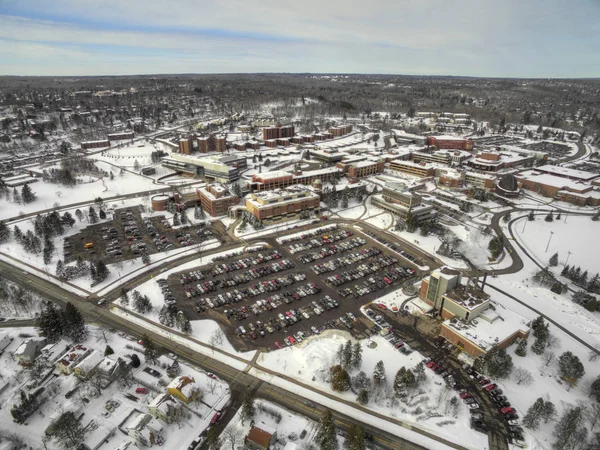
[545,231,554,253]
[565,250,572,267]
[522,214,529,234]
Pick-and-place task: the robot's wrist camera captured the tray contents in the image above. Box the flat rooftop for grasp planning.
[536,164,600,181]
[444,284,490,310]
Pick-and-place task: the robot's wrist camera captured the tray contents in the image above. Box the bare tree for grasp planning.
[222,427,243,450]
[547,334,560,349]
[512,367,534,386]
[543,351,557,367]
[207,378,217,395]
[585,402,600,430]
[117,364,135,389]
[209,329,224,353]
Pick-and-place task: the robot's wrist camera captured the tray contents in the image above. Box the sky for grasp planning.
[0,0,599,78]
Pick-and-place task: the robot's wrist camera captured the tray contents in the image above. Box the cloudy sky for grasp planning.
[0,0,599,77]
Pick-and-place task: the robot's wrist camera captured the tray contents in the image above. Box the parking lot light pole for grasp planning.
[545,231,554,253]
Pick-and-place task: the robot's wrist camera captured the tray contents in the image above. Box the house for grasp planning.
[39,339,71,364]
[0,335,13,355]
[74,350,105,379]
[82,424,115,450]
[55,344,92,375]
[14,337,47,366]
[126,413,164,447]
[245,426,277,450]
[166,376,199,404]
[148,393,183,424]
[95,356,125,384]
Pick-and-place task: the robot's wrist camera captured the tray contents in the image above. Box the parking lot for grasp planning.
[63,206,218,265]
[162,225,420,352]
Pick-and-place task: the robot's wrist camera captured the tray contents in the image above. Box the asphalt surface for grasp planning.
[0,254,462,450]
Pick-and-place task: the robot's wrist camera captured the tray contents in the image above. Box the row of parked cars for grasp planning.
[298,238,367,264]
[156,278,176,305]
[463,364,525,444]
[325,255,399,286]
[311,248,382,274]
[194,274,309,311]
[278,224,339,245]
[287,229,353,254]
[364,309,413,355]
[271,311,358,347]
[363,230,425,267]
[337,265,413,298]
[209,250,283,276]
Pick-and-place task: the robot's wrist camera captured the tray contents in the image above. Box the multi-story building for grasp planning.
[419,268,530,357]
[148,394,183,424]
[107,131,134,141]
[81,140,110,150]
[345,160,385,178]
[311,148,348,163]
[178,136,194,155]
[197,183,239,216]
[371,182,435,222]
[262,124,295,141]
[248,167,341,191]
[467,150,535,172]
[411,149,471,166]
[197,136,209,153]
[328,124,353,137]
[389,160,436,178]
[426,136,474,151]
[161,154,246,182]
[516,169,600,206]
[244,185,320,224]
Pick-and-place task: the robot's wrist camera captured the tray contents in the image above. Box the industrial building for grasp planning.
[107,131,134,141]
[81,140,110,150]
[244,185,320,224]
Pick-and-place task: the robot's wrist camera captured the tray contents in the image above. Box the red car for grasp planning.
[484,383,497,391]
[460,393,472,399]
[426,361,436,368]
[211,411,222,424]
[249,332,257,339]
[394,342,404,349]
[274,341,283,349]
[206,372,217,380]
[478,378,491,386]
[135,387,149,394]
[501,407,515,415]
[288,336,297,345]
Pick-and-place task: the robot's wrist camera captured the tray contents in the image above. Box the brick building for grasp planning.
[426,135,473,151]
[178,136,194,154]
[107,131,134,141]
[248,167,341,191]
[389,160,436,178]
[197,183,239,216]
[262,124,295,141]
[81,140,110,150]
[244,185,320,224]
[516,168,600,206]
[328,124,353,137]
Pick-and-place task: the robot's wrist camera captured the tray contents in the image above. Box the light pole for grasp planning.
[565,250,572,267]
[522,214,529,233]
[545,231,554,253]
[564,205,570,223]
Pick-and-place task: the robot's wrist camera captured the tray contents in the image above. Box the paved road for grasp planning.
[0,259,464,450]
[0,319,36,328]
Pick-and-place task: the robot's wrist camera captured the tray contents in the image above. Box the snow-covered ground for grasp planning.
[218,399,317,450]
[0,325,230,450]
[256,331,488,450]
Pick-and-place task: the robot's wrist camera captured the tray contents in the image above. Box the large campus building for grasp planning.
[244,185,320,224]
[371,182,435,223]
[197,183,239,216]
[419,268,530,357]
[389,160,436,178]
[248,167,341,191]
[161,154,247,183]
[426,136,474,151]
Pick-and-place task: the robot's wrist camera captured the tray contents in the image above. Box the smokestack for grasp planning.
[481,272,488,291]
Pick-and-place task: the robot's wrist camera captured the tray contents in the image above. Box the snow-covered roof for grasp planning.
[74,350,104,374]
[85,425,114,450]
[443,304,530,351]
[517,171,593,192]
[535,165,600,181]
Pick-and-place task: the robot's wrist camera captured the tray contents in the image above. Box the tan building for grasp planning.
[148,393,183,424]
[55,344,92,375]
[245,185,320,224]
[371,182,435,223]
[343,160,384,178]
[197,183,239,216]
[167,376,199,404]
[389,160,436,178]
[178,136,194,155]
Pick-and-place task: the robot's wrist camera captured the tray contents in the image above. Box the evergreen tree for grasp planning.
[316,409,338,450]
[13,225,22,242]
[588,274,600,294]
[488,236,504,259]
[88,206,98,224]
[351,371,370,391]
[549,252,559,267]
[142,334,159,365]
[523,397,545,430]
[558,351,585,389]
[133,159,141,171]
[528,211,535,221]
[413,361,426,385]
[36,302,64,342]
[372,360,387,386]
[351,342,362,369]
[562,264,571,277]
[0,221,10,244]
[345,425,366,450]
[21,184,36,203]
[515,339,528,357]
[75,209,84,222]
[545,212,554,222]
[553,407,586,450]
[52,411,85,449]
[405,213,418,233]
[175,311,192,333]
[483,347,514,378]
[95,260,109,282]
[12,187,21,204]
[99,209,106,220]
[173,212,181,226]
[331,365,351,392]
[532,334,548,355]
[240,388,256,425]
[357,389,369,405]
[205,426,222,450]
[342,340,353,369]
[55,259,65,278]
[590,376,600,403]
[394,366,416,396]
[104,345,114,356]
[194,205,201,220]
[141,250,151,265]
[63,302,87,342]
